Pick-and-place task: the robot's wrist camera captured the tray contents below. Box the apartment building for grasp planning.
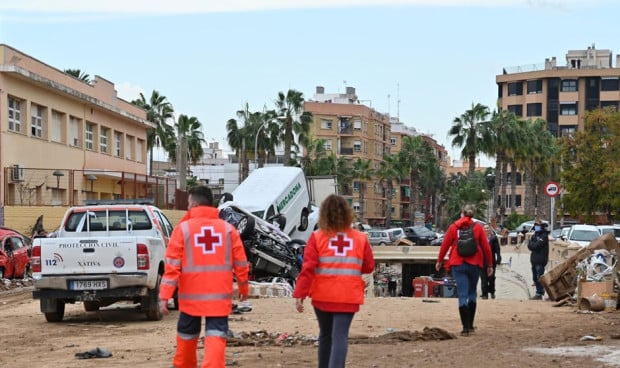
[496,44,620,216]
[389,118,448,226]
[304,86,390,226]
[304,86,447,227]
[0,44,167,208]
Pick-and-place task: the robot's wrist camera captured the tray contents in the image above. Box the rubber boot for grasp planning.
[468,301,477,333]
[201,336,226,368]
[458,306,469,336]
[173,335,198,368]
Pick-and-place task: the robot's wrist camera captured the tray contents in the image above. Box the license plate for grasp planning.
[70,280,108,290]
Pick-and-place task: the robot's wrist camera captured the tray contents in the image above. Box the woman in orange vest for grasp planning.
[159,186,249,368]
[293,194,375,368]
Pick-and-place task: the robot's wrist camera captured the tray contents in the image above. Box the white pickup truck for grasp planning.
[31,201,175,322]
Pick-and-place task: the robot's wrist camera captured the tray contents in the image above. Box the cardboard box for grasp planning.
[579,280,614,299]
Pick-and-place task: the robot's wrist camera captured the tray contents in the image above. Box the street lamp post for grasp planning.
[53,170,64,204]
[254,124,266,170]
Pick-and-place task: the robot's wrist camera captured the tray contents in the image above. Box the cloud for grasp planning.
[115,82,144,103]
[0,0,598,16]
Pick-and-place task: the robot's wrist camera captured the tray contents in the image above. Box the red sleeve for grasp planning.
[361,238,375,274]
[230,226,250,297]
[437,224,456,262]
[292,232,319,298]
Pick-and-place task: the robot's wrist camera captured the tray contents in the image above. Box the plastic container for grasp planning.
[580,294,605,312]
[601,293,618,311]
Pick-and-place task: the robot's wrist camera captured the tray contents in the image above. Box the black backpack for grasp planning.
[457,224,478,257]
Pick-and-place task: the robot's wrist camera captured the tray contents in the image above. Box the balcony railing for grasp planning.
[340,147,354,155]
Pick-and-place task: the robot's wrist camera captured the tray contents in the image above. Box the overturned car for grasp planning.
[218,200,306,286]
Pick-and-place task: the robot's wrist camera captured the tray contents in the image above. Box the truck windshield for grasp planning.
[64,210,151,232]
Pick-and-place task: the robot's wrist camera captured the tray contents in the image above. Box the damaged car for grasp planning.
[218,199,305,286]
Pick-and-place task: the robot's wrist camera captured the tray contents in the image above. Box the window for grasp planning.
[507,104,523,117]
[100,127,109,153]
[69,116,81,147]
[507,82,523,96]
[527,80,543,94]
[353,118,362,130]
[31,103,45,138]
[114,131,122,157]
[390,137,396,145]
[353,181,359,192]
[601,101,619,110]
[125,135,134,160]
[8,96,22,132]
[323,140,332,151]
[561,79,577,92]
[601,77,620,91]
[85,122,95,150]
[320,119,332,129]
[560,125,577,138]
[136,139,144,162]
[51,110,64,143]
[353,203,360,212]
[354,140,362,152]
[560,102,577,115]
[526,103,542,117]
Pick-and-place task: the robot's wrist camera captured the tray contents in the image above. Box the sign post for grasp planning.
[544,181,560,230]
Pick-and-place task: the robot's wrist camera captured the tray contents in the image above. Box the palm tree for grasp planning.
[398,136,433,225]
[351,158,374,224]
[226,103,257,182]
[300,136,328,176]
[131,90,174,175]
[167,114,205,190]
[376,154,406,228]
[488,109,520,225]
[64,69,91,83]
[448,103,491,177]
[275,89,313,166]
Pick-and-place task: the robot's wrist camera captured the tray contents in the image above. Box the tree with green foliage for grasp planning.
[448,102,491,178]
[376,154,406,228]
[167,114,205,190]
[275,90,313,166]
[64,68,91,83]
[560,107,620,223]
[131,90,174,175]
[351,158,374,223]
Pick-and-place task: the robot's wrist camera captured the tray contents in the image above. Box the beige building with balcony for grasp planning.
[0,44,174,213]
[304,86,447,227]
[496,44,620,217]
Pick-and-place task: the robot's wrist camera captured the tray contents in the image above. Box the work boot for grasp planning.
[480,294,488,300]
[458,306,470,336]
[467,301,477,333]
[491,293,496,299]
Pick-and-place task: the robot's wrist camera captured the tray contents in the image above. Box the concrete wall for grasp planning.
[3,206,187,236]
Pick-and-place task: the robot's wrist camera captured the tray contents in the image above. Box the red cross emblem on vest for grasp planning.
[194,226,222,255]
[328,233,353,256]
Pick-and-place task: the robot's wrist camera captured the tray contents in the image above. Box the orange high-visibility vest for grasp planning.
[309,229,366,304]
[160,207,249,316]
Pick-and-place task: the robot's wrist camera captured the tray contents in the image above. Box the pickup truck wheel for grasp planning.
[83,301,100,312]
[298,210,309,231]
[237,216,255,240]
[144,274,163,321]
[43,299,65,322]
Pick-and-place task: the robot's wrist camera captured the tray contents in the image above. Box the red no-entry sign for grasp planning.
[544,181,560,197]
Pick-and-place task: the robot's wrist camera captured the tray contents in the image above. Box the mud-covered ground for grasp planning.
[1,281,619,368]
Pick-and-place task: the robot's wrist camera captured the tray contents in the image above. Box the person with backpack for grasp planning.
[480,224,502,299]
[435,204,493,336]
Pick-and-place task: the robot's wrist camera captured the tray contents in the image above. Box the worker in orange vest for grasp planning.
[160,185,249,368]
[293,194,375,368]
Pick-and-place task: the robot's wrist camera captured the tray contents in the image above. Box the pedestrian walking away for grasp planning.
[480,224,502,299]
[528,220,549,300]
[293,194,375,368]
[159,185,250,368]
[435,204,493,336]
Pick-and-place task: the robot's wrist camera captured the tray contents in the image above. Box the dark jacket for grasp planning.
[487,234,502,267]
[528,229,549,265]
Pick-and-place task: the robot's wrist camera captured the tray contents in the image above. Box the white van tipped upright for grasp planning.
[231,167,312,236]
